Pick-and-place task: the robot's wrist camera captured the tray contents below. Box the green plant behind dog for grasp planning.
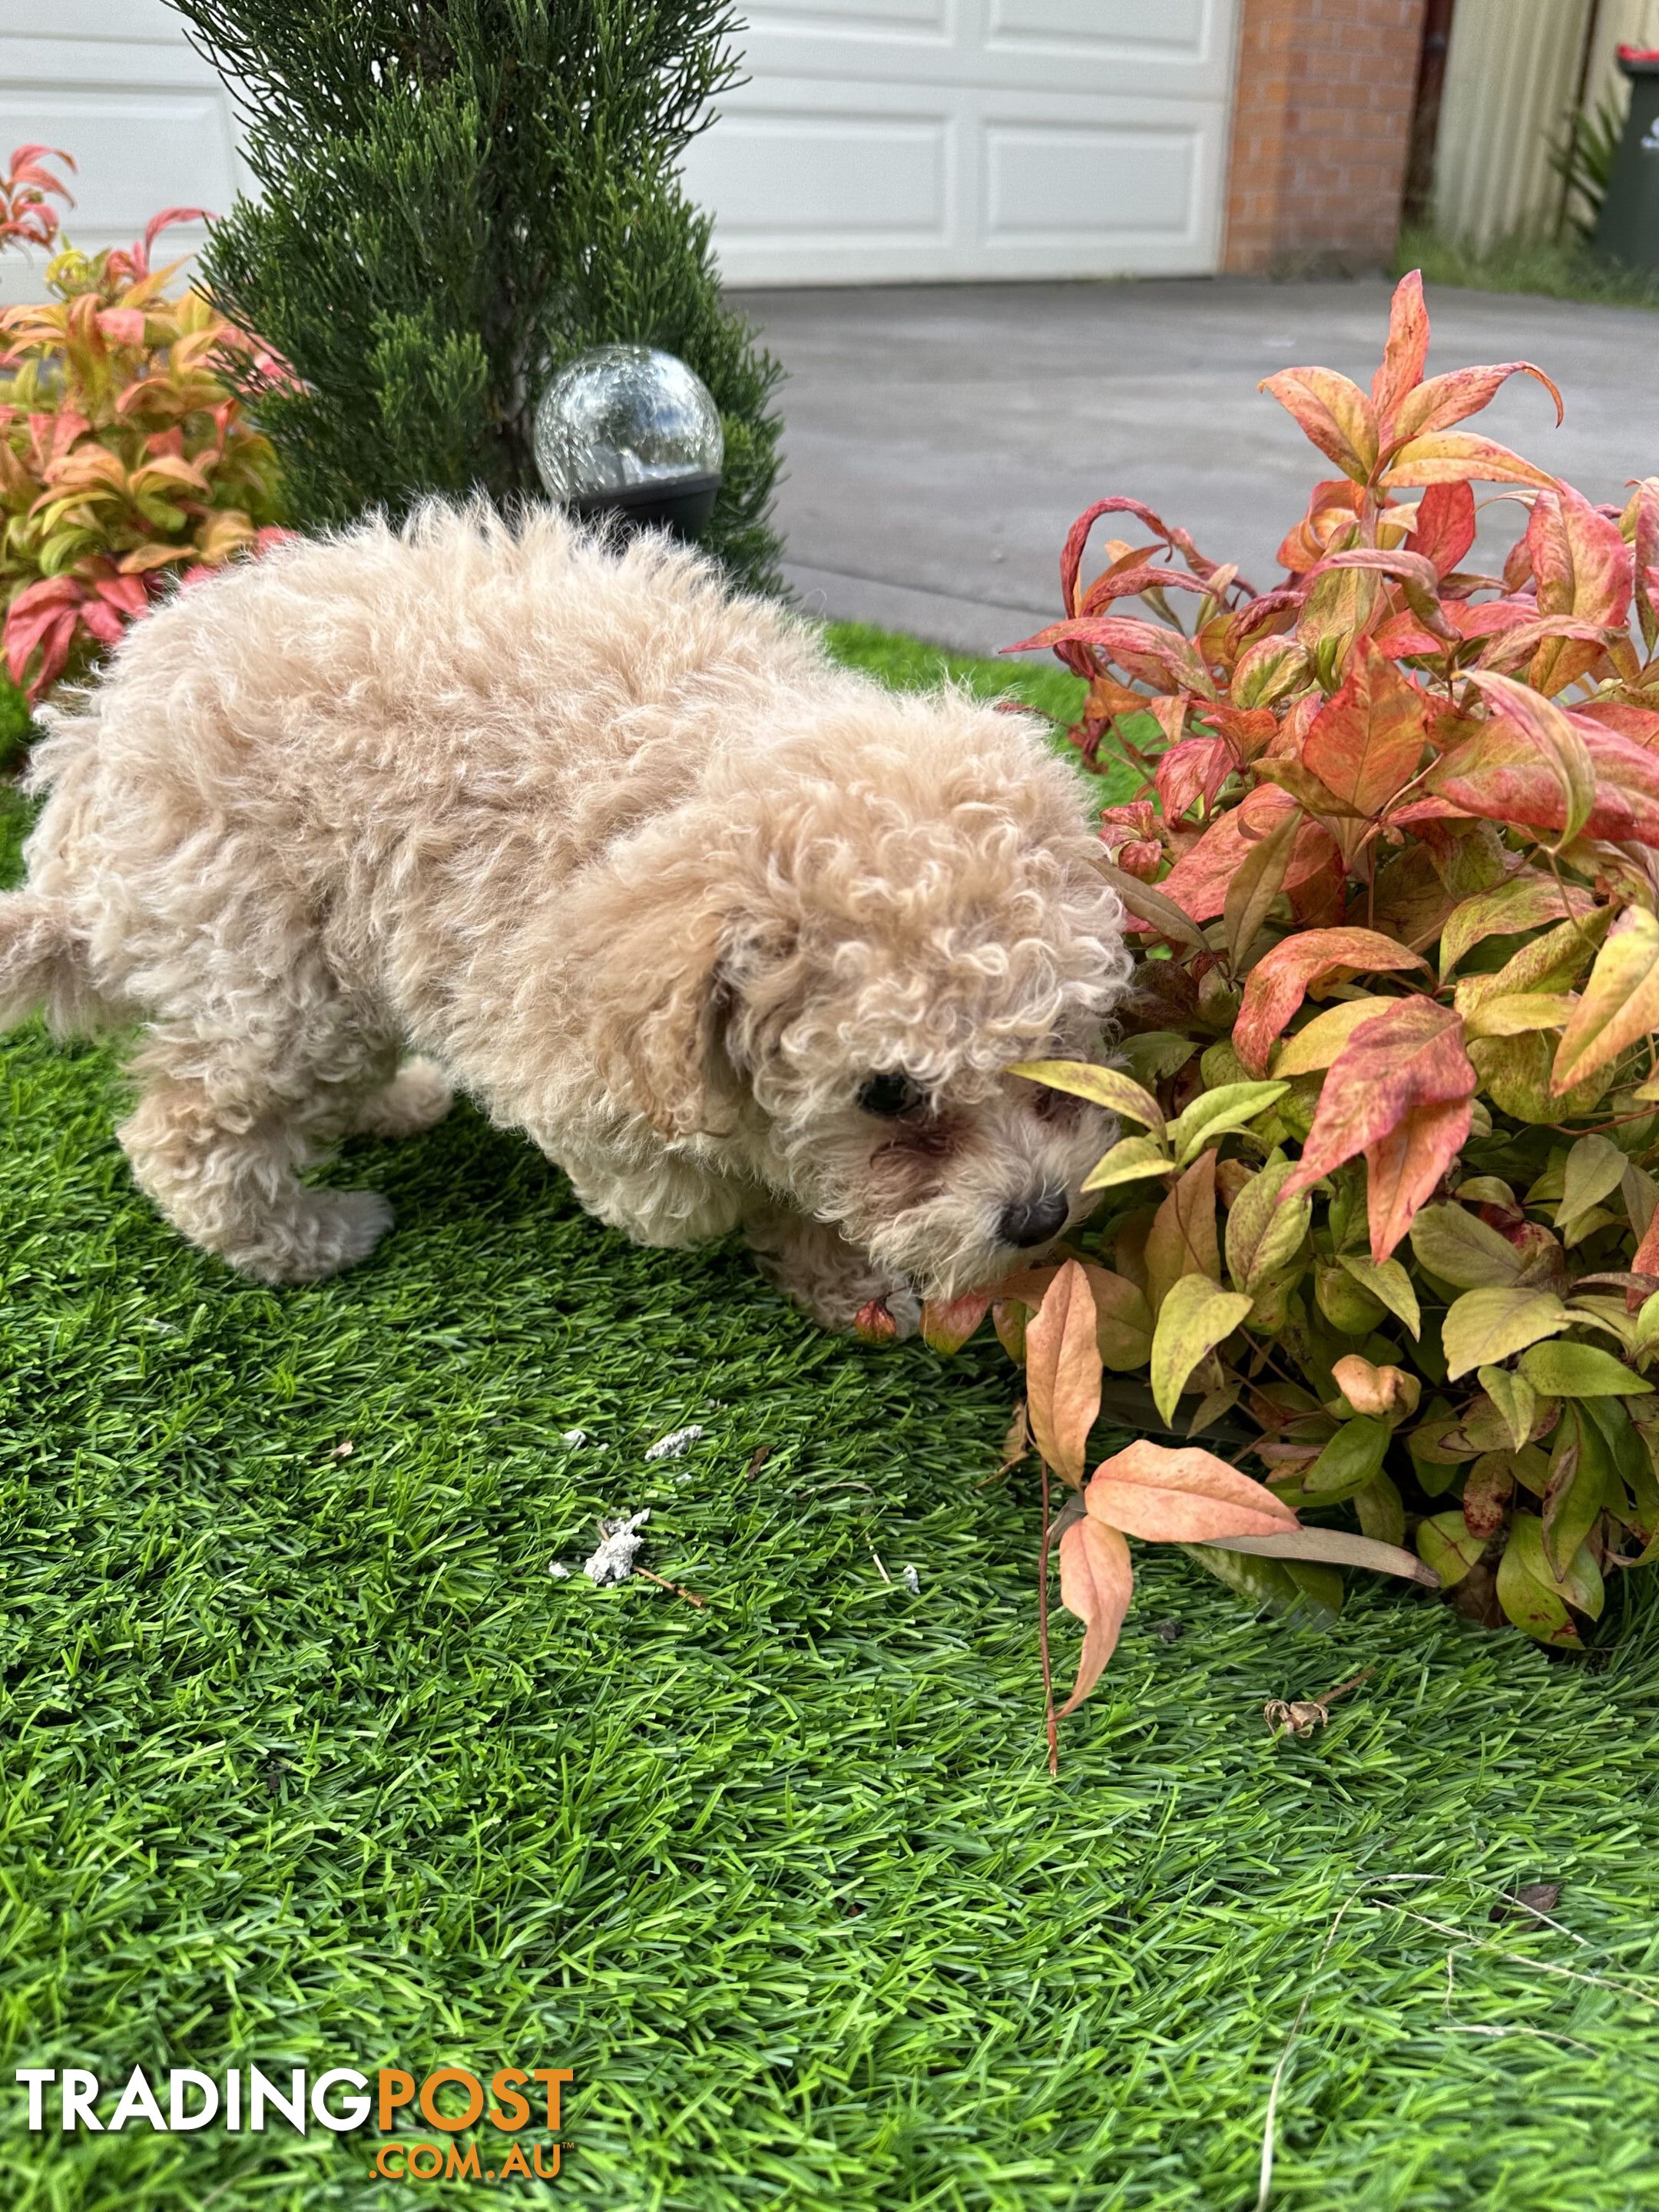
[161,0,786,595]
[903,273,1659,1715]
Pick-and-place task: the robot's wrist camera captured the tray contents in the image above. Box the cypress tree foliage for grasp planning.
[164,0,785,591]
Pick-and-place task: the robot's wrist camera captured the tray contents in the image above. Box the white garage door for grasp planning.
[0,0,1240,302]
[683,0,1242,286]
[0,0,240,304]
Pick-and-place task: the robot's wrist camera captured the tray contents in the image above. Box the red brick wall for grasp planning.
[1224,0,1429,276]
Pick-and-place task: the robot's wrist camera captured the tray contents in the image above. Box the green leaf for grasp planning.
[1355,1469,1407,1546]
[1555,1133,1628,1246]
[1081,1135,1178,1194]
[1166,1080,1290,1168]
[1181,1542,1344,1624]
[1477,1363,1538,1452]
[1299,1415,1392,1500]
[1337,1253,1421,1339]
[1149,1274,1253,1424]
[1518,1341,1654,1398]
[1442,1287,1573,1379]
[1416,1509,1487,1588]
[1117,1031,1201,1088]
[1409,1203,1525,1289]
[1011,1060,1166,1138]
[1541,1406,1608,1580]
[1496,1512,1600,1644]
[1224,1154,1311,1295]
[1223,806,1300,967]
[1461,991,1578,1041]
[1087,1267,1155,1373]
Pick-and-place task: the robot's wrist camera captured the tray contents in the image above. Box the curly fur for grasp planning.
[0,503,1130,1329]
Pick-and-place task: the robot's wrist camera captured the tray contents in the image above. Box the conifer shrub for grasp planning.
[164,0,785,591]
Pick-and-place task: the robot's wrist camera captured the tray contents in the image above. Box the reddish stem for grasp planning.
[1038,1456,1059,1777]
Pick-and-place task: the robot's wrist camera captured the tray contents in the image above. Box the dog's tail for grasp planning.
[0,891,91,1035]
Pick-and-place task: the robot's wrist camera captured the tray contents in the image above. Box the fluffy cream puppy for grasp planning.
[0,505,1128,1331]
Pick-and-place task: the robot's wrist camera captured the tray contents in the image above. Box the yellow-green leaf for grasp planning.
[1442,1286,1572,1379]
[1012,1059,1166,1138]
[1337,1253,1421,1339]
[1272,996,1394,1077]
[1149,1275,1253,1424]
[1478,1363,1539,1453]
[1552,909,1659,1094]
[1496,1512,1600,1644]
[1518,1341,1653,1398]
[1081,1135,1177,1194]
[1462,992,1578,1041]
[1409,1202,1525,1289]
[1224,1155,1311,1294]
[1557,1134,1628,1244]
[1166,1080,1290,1167]
[1418,1508,1486,1588]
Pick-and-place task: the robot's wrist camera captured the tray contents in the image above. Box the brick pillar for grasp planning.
[1224,0,1430,276]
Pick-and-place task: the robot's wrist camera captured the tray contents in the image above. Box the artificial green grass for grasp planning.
[7,655,1659,2212]
[1396,223,1659,311]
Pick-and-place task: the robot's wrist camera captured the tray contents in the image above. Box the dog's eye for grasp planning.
[857,1071,926,1119]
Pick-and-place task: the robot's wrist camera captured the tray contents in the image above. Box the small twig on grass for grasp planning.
[869,1545,892,1584]
[633,1567,706,1608]
[1038,1455,1058,1777]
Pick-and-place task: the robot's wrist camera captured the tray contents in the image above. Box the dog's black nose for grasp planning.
[999,1190,1069,1249]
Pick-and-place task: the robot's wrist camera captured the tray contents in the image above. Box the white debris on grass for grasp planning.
[644,1424,705,1462]
[902,1564,922,1595]
[561,1427,608,1449]
[548,1561,572,1580]
[581,1508,651,1586]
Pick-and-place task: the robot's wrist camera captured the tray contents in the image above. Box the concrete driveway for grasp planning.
[730,278,1659,657]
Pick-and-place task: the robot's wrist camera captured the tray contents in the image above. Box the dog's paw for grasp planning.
[353,1059,453,1140]
[237,1189,396,1284]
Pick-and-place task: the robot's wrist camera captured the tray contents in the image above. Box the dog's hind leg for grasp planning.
[118,1024,402,1286]
[347,1058,453,1140]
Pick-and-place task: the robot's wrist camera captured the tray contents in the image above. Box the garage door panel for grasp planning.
[985,123,1201,243]
[685,110,950,240]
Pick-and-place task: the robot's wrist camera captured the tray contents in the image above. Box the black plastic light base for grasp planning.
[568,473,721,542]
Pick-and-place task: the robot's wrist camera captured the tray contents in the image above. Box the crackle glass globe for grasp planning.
[533,344,724,538]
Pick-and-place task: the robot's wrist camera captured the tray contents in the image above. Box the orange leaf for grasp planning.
[1370,270,1430,433]
[1525,483,1633,695]
[1157,786,1339,923]
[1024,1260,1103,1489]
[1379,431,1557,493]
[1084,1439,1298,1542]
[1283,1000,1476,1260]
[1233,927,1429,1075]
[1056,1518,1133,1715]
[1145,1153,1220,1314]
[1389,360,1565,445]
[1259,366,1380,485]
[1302,638,1433,817]
[919,1293,991,1355]
[1419,695,1659,849]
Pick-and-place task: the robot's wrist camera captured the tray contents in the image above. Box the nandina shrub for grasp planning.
[903,272,1659,1719]
[0,145,286,702]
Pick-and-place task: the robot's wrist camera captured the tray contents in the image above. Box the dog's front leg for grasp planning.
[744,1207,920,1336]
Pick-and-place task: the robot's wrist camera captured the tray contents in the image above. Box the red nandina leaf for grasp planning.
[76,599,126,646]
[1371,270,1430,432]
[1158,787,1339,923]
[1379,432,1558,493]
[852,1299,899,1343]
[1406,481,1477,576]
[1445,597,1554,641]
[1366,1096,1476,1263]
[1084,1439,1300,1542]
[1283,1001,1476,1260]
[1155,734,1233,822]
[920,1292,991,1355]
[1525,483,1634,694]
[1079,563,1214,617]
[1423,689,1659,848]
[1004,614,1215,699]
[1277,481,1364,575]
[1303,638,1432,817]
[1631,476,1659,653]
[1575,699,1659,748]
[1389,360,1565,444]
[1056,1518,1133,1715]
[1259,366,1380,485]
[1061,496,1226,612]
[1025,1260,1103,1489]
[1233,928,1429,1075]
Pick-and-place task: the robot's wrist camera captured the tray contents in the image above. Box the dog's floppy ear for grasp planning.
[566,836,757,1141]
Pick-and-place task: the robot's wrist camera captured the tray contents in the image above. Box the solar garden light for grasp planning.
[533,344,724,539]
